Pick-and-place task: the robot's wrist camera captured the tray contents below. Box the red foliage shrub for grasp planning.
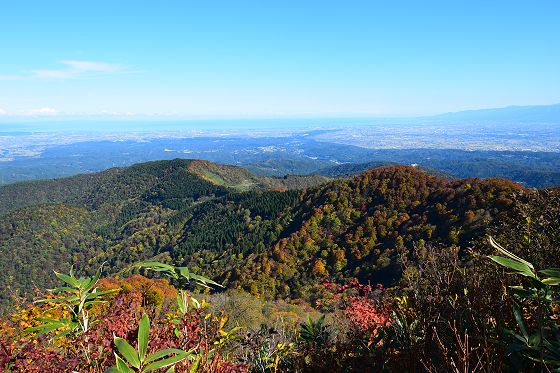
[73,290,143,369]
[342,294,391,346]
[0,337,80,373]
[315,279,391,344]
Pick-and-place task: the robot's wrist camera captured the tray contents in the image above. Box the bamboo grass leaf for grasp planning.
[540,268,560,277]
[144,349,190,364]
[513,302,529,342]
[114,337,141,369]
[144,351,190,372]
[54,271,80,287]
[138,314,150,362]
[489,255,537,279]
[489,236,534,270]
[115,353,135,373]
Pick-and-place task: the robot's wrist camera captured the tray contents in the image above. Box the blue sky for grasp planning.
[0,1,559,119]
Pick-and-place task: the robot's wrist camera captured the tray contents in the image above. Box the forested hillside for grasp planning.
[0,159,329,305]
[1,158,557,310]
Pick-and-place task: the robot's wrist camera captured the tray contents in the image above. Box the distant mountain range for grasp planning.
[429,103,560,122]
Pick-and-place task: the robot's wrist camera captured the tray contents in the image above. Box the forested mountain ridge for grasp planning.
[1,159,558,312]
[208,166,527,298]
[315,160,456,180]
[186,159,331,191]
[0,158,329,216]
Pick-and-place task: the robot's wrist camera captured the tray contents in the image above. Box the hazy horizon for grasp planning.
[1,102,559,126]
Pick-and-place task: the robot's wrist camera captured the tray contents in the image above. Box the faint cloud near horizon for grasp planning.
[0,60,128,80]
[12,107,60,117]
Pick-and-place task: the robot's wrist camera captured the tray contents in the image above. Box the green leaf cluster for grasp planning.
[108,314,193,373]
[488,236,560,370]
[25,263,116,337]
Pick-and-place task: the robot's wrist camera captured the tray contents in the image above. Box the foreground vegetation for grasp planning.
[1,235,560,372]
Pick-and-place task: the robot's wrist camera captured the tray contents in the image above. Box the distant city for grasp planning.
[1,104,559,186]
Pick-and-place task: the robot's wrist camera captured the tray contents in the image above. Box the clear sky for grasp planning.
[0,1,559,119]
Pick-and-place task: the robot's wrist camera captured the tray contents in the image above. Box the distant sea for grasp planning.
[0,118,389,134]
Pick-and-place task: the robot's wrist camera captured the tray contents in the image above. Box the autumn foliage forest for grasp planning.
[1,159,559,372]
